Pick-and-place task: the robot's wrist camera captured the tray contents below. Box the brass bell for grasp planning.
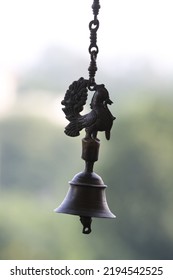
[54,138,115,234]
[55,0,116,234]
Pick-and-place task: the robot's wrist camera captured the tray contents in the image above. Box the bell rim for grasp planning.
[54,207,116,219]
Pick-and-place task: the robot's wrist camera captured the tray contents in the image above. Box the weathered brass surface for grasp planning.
[55,139,115,234]
[54,0,116,234]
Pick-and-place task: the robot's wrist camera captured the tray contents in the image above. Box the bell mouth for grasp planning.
[55,204,116,219]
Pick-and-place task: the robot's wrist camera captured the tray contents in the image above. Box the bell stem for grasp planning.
[85,161,94,173]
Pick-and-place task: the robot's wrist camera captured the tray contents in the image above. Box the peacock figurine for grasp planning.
[61,77,115,140]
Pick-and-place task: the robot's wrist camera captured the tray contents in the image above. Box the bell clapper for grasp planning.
[80,216,92,234]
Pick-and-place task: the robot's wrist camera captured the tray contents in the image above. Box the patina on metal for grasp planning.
[88,0,100,90]
[54,0,116,234]
[55,137,115,234]
[61,78,115,140]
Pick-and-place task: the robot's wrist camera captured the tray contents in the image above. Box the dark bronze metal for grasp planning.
[61,77,115,140]
[88,0,100,90]
[55,0,116,234]
[54,138,115,234]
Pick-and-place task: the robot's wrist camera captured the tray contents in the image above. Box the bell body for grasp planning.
[54,171,115,219]
[55,138,115,234]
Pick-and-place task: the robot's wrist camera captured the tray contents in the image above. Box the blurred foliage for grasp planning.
[0,117,82,193]
[0,95,173,260]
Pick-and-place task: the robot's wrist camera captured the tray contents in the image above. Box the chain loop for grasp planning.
[88,0,100,90]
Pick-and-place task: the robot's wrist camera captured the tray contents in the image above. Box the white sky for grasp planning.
[0,0,173,72]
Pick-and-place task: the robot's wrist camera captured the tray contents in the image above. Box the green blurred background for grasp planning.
[0,0,173,259]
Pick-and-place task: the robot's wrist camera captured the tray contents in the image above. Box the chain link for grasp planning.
[88,0,100,91]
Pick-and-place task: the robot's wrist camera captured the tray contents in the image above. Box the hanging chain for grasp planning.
[88,0,100,90]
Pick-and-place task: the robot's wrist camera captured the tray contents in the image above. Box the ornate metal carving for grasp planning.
[55,0,116,234]
[88,0,100,90]
[61,77,115,140]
